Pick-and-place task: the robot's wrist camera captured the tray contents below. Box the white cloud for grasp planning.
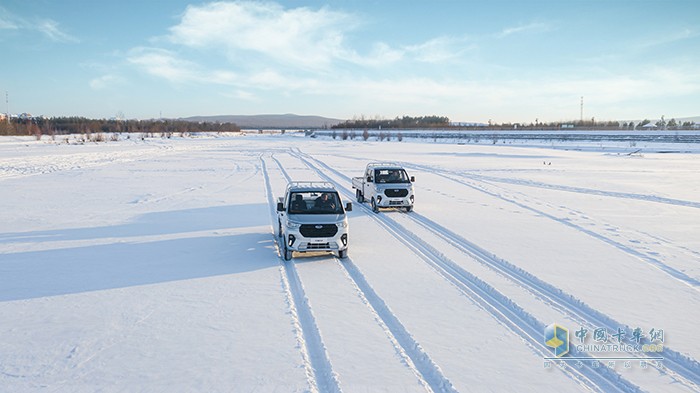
[90,74,124,90]
[121,2,700,122]
[0,6,18,29]
[131,1,483,88]
[221,90,259,101]
[296,62,700,122]
[404,36,475,64]
[127,47,246,86]
[128,47,208,83]
[340,42,404,67]
[498,22,550,38]
[168,1,357,69]
[0,18,18,29]
[166,1,469,70]
[0,7,77,42]
[637,28,699,49]
[37,19,78,43]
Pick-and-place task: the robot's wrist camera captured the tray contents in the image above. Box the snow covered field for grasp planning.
[1,133,699,392]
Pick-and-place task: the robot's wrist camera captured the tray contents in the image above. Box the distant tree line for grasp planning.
[332,115,451,129]
[0,116,241,137]
[330,114,697,131]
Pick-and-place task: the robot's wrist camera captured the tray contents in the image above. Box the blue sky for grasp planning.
[1,0,699,123]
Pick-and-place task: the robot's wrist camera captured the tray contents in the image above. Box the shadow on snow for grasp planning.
[0,204,269,243]
[0,204,278,301]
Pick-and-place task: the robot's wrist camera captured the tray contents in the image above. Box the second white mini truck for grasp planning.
[352,162,415,213]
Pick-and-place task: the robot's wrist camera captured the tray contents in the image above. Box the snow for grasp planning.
[1,133,699,392]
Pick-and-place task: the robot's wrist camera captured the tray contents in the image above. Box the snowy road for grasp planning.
[1,134,699,392]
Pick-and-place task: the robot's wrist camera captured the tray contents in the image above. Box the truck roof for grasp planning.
[367,162,404,170]
[285,181,338,193]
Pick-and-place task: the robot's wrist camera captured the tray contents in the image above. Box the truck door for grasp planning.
[364,168,373,197]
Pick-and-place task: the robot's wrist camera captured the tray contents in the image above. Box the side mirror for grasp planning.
[366,176,372,183]
[277,202,284,212]
[345,202,352,212]
[410,176,415,182]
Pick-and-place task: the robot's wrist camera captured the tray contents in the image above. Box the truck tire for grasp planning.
[356,189,364,203]
[371,197,379,213]
[278,220,283,237]
[283,244,293,261]
[405,206,413,212]
[338,248,348,259]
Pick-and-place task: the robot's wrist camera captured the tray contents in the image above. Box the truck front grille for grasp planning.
[300,224,338,238]
[384,189,408,197]
[305,242,330,250]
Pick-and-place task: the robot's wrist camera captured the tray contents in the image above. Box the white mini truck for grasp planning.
[277,181,352,260]
[352,162,415,213]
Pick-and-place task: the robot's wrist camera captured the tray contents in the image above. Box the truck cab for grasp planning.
[352,163,415,213]
[277,181,351,260]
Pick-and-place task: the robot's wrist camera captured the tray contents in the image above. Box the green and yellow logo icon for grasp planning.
[544,323,569,357]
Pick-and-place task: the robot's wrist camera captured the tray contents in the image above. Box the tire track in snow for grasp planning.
[296,149,643,393]
[309,150,698,209]
[336,256,458,393]
[0,144,177,180]
[462,172,700,210]
[408,164,700,292]
[261,155,342,393]
[308,152,700,391]
[403,212,700,391]
[275,152,451,392]
[522,200,700,264]
[318,153,700,266]
[498,185,700,281]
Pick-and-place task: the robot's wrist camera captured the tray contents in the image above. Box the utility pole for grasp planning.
[580,96,583,123]
[5,91,9,123]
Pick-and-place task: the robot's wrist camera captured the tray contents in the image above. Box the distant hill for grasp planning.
[678,115,700,123]
[625,115,700,124]
[180,114,344,129]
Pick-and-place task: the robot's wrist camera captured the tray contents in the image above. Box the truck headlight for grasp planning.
[286,221,301,229]
[337,220,348,228]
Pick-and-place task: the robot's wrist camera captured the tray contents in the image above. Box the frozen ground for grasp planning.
[1,133,699,392]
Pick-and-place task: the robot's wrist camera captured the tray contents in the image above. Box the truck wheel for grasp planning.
[278,220,283,237]
[356,189,364,203]
[405,206,413,212]
[283,244,293,261]
[338,249,348,259]
[371,197,379,213]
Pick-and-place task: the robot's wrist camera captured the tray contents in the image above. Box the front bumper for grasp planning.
[285,230,348,253]
[376,194,414,208]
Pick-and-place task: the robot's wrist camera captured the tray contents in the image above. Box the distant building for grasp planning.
[451,122,487,127]
[0,113,6,121]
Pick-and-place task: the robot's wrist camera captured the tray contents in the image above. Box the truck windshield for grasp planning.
[375,169,410,184]
[288,191,344,214]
